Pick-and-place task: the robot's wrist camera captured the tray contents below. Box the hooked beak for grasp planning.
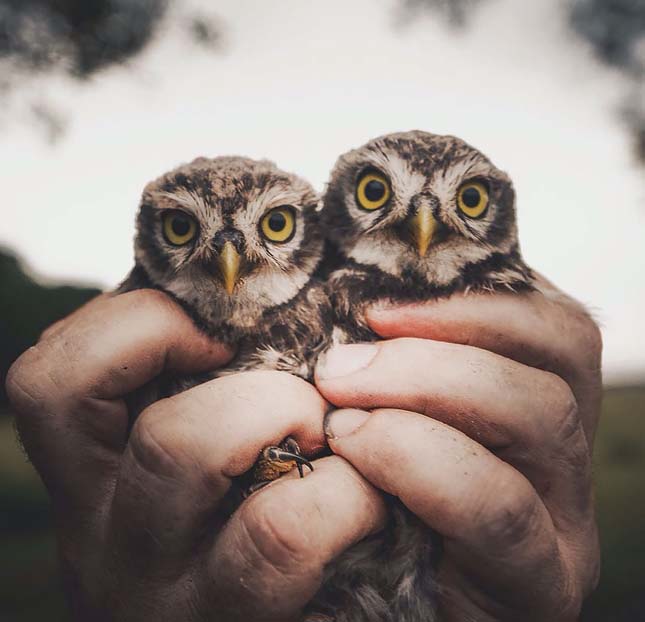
[218,241,241,295]
[407,203,437,257]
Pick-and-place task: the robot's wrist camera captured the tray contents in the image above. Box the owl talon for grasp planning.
[270,448,313,477]
[246,437,314,496]
[278,436,313,477]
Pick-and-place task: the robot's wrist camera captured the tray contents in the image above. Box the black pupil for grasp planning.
[268,212,287,232]
[462,187,481,208]
[364,179,385,202]
[171,216,191,237]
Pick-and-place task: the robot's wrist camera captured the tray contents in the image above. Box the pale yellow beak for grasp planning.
[218,241,241,295]
[407,203,437,257]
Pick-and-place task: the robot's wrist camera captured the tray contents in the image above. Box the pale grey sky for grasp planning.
[2,0,644,381]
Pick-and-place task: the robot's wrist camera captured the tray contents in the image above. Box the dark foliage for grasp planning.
[570,0,645,162]
[401,0,645,163]
[0,250,100,406]
[399,0,484,26]
[0,1,222,142]
[188,13,220,49]
[0,0,168,77]
[570,0,645,71]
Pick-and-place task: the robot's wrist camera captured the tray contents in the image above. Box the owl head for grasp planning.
[132,156,322,335]
[322,131,531,292]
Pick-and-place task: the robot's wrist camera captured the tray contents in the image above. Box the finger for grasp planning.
[315,338,592,523]
[365,279,602,440]
[366,276,600,380]
[39,292,112,341]
[324,408,588,616]
[206,456,387,621]
[6,289,233,509]
[110,370,329,558]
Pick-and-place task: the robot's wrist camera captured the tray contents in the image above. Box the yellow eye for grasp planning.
[261,206,295,243]
[162,211,197,245]
[356,171,391,210]
[457,181,489,218]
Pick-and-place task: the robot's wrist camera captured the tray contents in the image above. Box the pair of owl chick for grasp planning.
[120,131,533,622]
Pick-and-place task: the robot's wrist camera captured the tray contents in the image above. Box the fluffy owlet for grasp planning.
[119,156,332,486]
[307,131,534,622]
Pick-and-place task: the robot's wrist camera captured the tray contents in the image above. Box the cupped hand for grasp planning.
[315,275,602,621]
[7,290,386,622]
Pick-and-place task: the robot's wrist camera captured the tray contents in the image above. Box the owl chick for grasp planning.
[307,131,534,622]
[119,156,331,488]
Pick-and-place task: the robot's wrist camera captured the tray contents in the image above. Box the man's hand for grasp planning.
[315,275,602,621]
[7,290,386,622]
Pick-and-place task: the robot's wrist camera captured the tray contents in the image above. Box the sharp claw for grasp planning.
[274,450,314,477]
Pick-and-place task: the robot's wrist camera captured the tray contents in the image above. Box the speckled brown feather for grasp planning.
[306,131,535,622]
[118,155,332,471]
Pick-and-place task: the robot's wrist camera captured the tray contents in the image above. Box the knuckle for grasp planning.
[240,493,317,572]
[588,544,601,592]
[548,378,581,446]
[6,345,53,415]
[235,369,298,389]
[568,304,603,364]
[584,320,603,363]
[239,369,324,406]
[5,353,33,411]
[476,476,541,548]
[391,336,443,362]
[553,593,583,621]
[270,369,317,395]
[557,574,586,620]
[392,336,422,351]
[128,402,190,478]
[546,379,592,479]
[554,528,601,617]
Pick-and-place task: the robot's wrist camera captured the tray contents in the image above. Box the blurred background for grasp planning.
[1,0,644,620]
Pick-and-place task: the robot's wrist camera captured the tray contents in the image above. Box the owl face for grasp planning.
[134,156,322,331]
[323,131,527,289]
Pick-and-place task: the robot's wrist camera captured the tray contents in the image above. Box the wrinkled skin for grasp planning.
[6,274,601,621]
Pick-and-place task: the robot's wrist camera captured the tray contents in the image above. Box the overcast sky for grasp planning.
[2,0,644,382]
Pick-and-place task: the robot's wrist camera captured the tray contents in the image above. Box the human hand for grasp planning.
[7,290,386,622]
[315,275,602,621]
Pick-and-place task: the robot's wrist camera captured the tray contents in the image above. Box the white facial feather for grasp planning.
[348,235,408,277]
[233,184,309,269]
[429,154,489,198]
[135,156,322,333]
[346,152,426,232]
[366,151,426,212]
[333,132,521,286]
[163,252,319,330]
[155,189,215,224]
[429,154,509,242]
[349,230,513,286]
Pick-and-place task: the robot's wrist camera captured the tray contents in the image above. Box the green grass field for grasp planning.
[1,386,644,621]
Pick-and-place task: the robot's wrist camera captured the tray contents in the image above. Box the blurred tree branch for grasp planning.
[0,1,642,162]
[570,0,645,162]
[0,249,100,407]
[0,0,222,141]
[399,0,484,27]
[570,0,645,69]
[400,0,645,163]
[0,0,169,76]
